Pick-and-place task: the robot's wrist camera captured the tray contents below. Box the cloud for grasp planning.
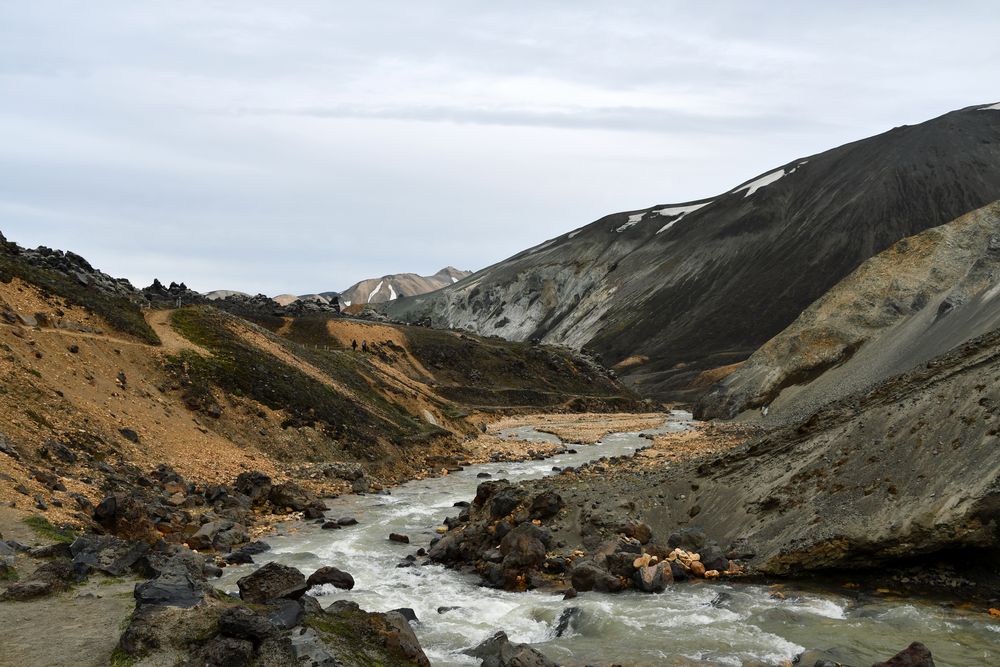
[1,1,999,294]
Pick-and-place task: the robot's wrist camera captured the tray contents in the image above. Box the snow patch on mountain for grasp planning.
[652,202,713,234]
[734,169,787,197]
[980,103,1000,111]
[367,280,384,303]
[388,284,397,300]
[616,213,647,232]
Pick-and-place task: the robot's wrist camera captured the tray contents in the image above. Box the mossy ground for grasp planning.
[22,515,78,543]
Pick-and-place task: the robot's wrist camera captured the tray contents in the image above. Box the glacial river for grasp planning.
[220,412,1000,666]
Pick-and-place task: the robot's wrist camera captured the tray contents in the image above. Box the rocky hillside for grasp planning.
[698,200,1000,420]
[0,230,639,535]
[341,266,470,307]
[388,104,1000,401]
[432,323,1000,602]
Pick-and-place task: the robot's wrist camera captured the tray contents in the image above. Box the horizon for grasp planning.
[2,2,999,294]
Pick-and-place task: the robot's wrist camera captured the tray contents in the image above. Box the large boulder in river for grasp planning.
[466,630,557,667]
[569,560,623,593]
[873,642,936,667]
[307,566,355,590]
[237,562,308,604]
[499,523,551,573]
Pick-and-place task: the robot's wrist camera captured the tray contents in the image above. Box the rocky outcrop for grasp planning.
[698,201,1000,420]
[389,104,1000,401]
[117,557,431,666]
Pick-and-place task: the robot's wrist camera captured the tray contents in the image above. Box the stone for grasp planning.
[466,630,557,667]
[499,523,550,572]
[668,527,707,551]
[237,561,308,604]
[490,487,526,519]
[529,491,563,519]
[621,521,653,544]
[119,428,140,443]
[306,566,355,590]
[872,642,936,667]
[218,605,279,643]
[70,534,150,577]
[634,561,672,593]
[570,560,623,593]
[337,517,358,526]
[690,561,706,578]
[389,533,410,544]
[234,471,274,504]
[391,607,419,623]
[1,558,75,601]
[555,607,581,637]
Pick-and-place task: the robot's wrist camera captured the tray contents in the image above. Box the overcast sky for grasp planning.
[1,2,998,295]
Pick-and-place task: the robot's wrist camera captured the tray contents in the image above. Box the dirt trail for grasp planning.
[0,572,137,667]
[144,309,210,355]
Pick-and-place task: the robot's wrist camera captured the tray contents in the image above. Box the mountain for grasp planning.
[341,267,470,307]
[697,200,1000,420]
[387,103,1000,401]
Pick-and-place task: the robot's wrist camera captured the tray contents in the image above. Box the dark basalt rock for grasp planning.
[465,630,557,667]
[306,566,354,590]
[237,562,308,604]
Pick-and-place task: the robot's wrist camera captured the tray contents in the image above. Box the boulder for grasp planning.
[306,566,355,590]
[466,630,557,667]
[389,533,410,544]
[569,560,623,593]
[528,491,563,519]
[70,534,150,576]
[234,471,273,504]
[1,558,76,601]
[237,562,308,604]
[633,561,672,593]
[499,523,550,572]
[873,642,936,667]
[491,486,526,518]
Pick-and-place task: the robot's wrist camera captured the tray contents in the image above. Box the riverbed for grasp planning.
[220,412,1000,666]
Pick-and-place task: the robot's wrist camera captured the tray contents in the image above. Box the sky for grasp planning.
[1,2,999,295]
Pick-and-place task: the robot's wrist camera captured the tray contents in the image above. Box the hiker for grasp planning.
[362,340,368,353]
[351,339,358,352]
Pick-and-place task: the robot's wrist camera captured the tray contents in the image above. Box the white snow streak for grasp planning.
[388,284,397,300]
[451,277,458,283]
[367,280,384,303]
[616,213,646,232]
[980,102,1000,111]
[343,300,351,307]
[734,169,786,197]
[654,201,713,234]
[568,230,581,239]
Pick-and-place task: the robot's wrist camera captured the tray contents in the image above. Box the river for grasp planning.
[219,412,1000,666]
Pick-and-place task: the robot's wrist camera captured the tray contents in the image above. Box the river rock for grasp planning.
[873,642,936,667]
[466,630,557,667]
[237,562,308,604]
[499,523,550,572]
[634,561,672,593]
[570,560,623,593]
[389,533,410,544]
[555,607,582,637]
[491,486,526,518]
[306,566,355,590]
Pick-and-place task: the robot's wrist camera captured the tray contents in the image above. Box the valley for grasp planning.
[3,102,1000,667]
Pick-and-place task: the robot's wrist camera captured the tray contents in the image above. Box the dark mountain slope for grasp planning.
[388,104,1000,400]
[697,201,1000,420]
